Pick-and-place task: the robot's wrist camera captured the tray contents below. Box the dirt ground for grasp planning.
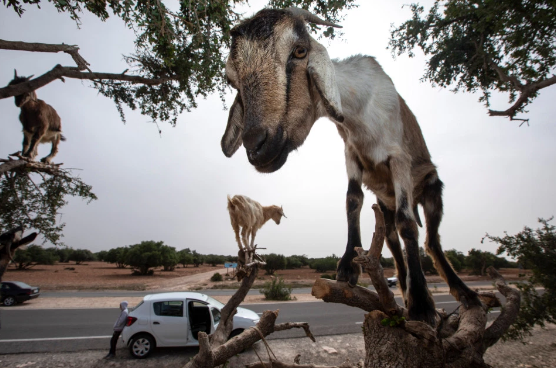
[2,262,529,291]
[0,325,554,367]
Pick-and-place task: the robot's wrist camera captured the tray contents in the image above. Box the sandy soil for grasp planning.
[4,262,529,292]
[0,325,554,367]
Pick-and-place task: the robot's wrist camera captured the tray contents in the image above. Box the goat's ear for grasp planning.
[221,92,244,157]
[307,39,344,122]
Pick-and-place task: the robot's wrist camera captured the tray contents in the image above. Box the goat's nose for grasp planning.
[243,126,267,157]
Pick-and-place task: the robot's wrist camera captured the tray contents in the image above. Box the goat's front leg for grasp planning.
[41,134,60,163]
[390,155,436,326]
[336,151,363,287]
[26,127,46,160]
[21,131,31,157]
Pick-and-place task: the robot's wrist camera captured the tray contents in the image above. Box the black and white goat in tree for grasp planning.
[220,7,480,325]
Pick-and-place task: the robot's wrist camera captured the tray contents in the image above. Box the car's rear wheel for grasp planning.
[2,296,16,306]
[129,334,155,359]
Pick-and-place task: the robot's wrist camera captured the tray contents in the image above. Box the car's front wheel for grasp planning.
[129,334,155,359]
[2,296,16,306]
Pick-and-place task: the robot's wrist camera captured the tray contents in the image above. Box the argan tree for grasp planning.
[1,0,355,125]
[390,0,556,124]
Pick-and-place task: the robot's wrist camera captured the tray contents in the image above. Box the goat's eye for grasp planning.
[293,46,307,59]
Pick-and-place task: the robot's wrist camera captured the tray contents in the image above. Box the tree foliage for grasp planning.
[125,240,165,275]
[264,253,287,275]
[0,169,97,246]
[310,255,339,273]
[13,244,58,269]
[68,248,95,264]
[389,0,556,121]
[177,248,194,268]
[2,0,356,125]
[160,244,178,271]
[484,217,556,340]
[104,246,128,268]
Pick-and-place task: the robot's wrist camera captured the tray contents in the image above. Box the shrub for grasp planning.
[69,249,96,264]
[178,249,193,268]
[259,277,292,301]
[211,272,223,282]
[125,240,165,275]
[13,245,58,270]
[320,273,336,280]
[286,255,309,269]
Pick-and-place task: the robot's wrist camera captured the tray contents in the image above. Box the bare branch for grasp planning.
[488,75,556,120]
[274,322,316,342]
[483,266,521,347]
[0,39,91,71]
[0,64,171,100]
[0,155,62,175]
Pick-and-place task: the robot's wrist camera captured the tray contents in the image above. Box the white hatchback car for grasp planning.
[121,292,259,358]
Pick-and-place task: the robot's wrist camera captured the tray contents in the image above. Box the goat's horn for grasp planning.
[287,7,343,28]
[26,74,34,80]
[14,69,18,78]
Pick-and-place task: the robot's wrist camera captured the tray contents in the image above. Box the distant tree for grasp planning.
[380,256,395,268]
[191,250,204,267]
[419,247,438,275]
[310,255,339,273]
[177,249,193,268]
[390,0,556,122]
[160,245,178,271]
[104,247,128,268]
[68,248,96,264]
[483,218,556,340]
[264,253,287,275]
[13,244,58,270]
[95,250,108,262]
[45,247,72,263]
[286,254,309,269]
[125,241,165,275]
[205,254,224,267]
[444,249,465,272]
[465,248,497,276]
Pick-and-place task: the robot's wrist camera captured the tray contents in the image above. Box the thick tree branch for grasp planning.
[274,322,316,342]
[312,278,382,312]
[246,360,355,368]
[483,266,521,347]
[0,39,91,71]
[353,204,401,317]
[0,64,171,99]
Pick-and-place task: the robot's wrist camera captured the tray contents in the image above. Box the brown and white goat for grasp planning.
[220,8,479,325]
[227,195,286,254]
[8,70,66,163]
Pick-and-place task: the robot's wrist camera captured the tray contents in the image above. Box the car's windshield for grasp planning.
[206,296,225,309]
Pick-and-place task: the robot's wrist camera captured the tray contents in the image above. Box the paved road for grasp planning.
[0,293,502,354]
[38,281,496,298]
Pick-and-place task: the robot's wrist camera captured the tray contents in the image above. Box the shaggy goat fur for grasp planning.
[8,70,66,163]
[220,8,479,325]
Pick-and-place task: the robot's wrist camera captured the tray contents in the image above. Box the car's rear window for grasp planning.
[130,300,144,312]
[153,301,184,317]
[9,281,32,288]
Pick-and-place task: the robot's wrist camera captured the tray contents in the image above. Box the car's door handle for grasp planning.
[153,322,160,325]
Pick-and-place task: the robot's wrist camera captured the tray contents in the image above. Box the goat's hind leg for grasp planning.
[41,134,60,163]
[421,174,479,307]
[391,156,436,326]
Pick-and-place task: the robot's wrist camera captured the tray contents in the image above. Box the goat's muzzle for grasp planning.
[242,125,289,173]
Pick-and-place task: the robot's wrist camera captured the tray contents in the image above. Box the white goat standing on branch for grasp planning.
[220,7,480,326]
[227,195,286,264]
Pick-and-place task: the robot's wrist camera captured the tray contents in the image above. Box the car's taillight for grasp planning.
[126,317,138,326]
[27,290,32,295]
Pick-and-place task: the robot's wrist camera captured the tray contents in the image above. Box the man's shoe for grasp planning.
[104,354,115,359]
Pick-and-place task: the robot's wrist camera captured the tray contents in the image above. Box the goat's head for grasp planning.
[221,8,344,173]
[8,69,36,107]
[270,205,287,225]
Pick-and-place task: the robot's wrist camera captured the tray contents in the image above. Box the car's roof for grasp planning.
[1,281,32,288]
[143,292,209,302]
